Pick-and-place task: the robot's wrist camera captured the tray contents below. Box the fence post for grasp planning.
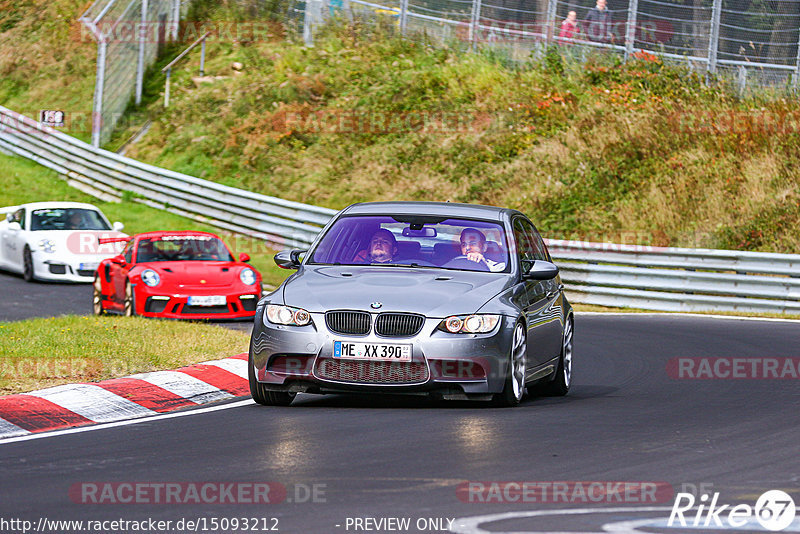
[135,0,148,106]
[794,31,800,90]
[624,0,638,61]
[545,0,558,45]
[469,0,483,50]
[399,0,409,36]
[707,0,722,73]
[171,0,180,41]
[91,39,107,148]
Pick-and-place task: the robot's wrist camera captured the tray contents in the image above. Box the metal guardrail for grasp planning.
[0,105,336,248]
[2,103,799,314]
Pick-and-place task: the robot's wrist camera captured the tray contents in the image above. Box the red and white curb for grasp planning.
[0,353,250,440]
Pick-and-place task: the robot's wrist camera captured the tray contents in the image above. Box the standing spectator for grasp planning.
[585,0,612,43]
[558,11,580,41]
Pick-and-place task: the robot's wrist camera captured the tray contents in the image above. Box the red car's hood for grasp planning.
[144,261,243,288]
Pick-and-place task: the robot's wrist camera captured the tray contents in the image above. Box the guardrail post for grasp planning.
[200,39,206,76]
[468,0,483,50]
[164,67,171,107]
[92,39,108,148]
[737,65,747,95]
[171,0,180,41]
[624,0,638,61]
[399,0,409,36]
[135,0,148,105]
[707,0,722,74]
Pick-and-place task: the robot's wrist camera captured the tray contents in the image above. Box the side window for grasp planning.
[124,242,133,264]
[522,220,549,261]
[513,219,535,263]
[13,209,25,229]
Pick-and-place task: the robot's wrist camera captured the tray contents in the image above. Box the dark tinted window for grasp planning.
[136,236,233,262]
[308,215,510,273]
[30,208,110,231]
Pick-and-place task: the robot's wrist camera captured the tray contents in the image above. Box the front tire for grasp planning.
[249,351,296,406]
[541,316,573,396]
[123,280,136,317]
[92,276,105,315]
[493,322,527,407]
[22,246,34,282]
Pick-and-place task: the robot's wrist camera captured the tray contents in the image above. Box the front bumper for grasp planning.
[250,309,516,396]
[33,256,106,282]
[132,285,260,320]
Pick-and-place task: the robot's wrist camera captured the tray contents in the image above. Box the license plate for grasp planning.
[188,295,226,306]
[79,262,99,271]
[333,341,412,361]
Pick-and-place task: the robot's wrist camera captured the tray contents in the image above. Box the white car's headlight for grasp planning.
[141,269,161,287]
[240,268,257,285]
[439,314,501,334]
[38,239,55,253]
[265,304,312,326]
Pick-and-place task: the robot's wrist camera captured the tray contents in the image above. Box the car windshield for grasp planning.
[30,208,110,231]
[308,215,510,273]
[136,235,233,262]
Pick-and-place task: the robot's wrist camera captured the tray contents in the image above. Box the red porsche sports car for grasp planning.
[93,231,262,320]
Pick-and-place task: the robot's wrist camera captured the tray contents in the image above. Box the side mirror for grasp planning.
[274,249,305,269]
[521,260,559,280]
[239,252,251,263]
[112,222,125,232]
[110,254,127,265]
[7,221,21,231]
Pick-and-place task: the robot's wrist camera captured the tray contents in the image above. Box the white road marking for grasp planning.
[0,399,255,445]
[450,507,800,534]
[26,383,155,422]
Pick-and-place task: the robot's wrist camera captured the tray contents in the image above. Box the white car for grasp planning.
[0,202,126,282]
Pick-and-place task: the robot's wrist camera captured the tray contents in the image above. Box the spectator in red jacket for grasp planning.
[558,11,580,41]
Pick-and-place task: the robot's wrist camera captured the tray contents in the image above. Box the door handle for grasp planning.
[546,284,564,299]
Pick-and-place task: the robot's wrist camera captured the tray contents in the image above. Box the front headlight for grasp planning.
[439,314,501,334]
[141,269,161,287]
[38,239,55,253]
[240,268,257,285]
[265,304,312,326]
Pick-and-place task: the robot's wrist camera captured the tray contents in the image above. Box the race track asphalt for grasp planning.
[0,270,253,332]
[1,313,799,533]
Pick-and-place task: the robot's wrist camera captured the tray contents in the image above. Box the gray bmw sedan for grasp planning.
[249,201,573,407]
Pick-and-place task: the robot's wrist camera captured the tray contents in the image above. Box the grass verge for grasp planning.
[0,315,250,395]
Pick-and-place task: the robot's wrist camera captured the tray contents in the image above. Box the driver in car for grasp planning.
[460,228,506,272]
[354,229,398,264]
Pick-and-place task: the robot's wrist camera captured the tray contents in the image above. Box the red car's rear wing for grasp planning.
[98,236,132,245]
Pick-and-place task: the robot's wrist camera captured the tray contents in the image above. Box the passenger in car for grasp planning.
[353,229,398,264]
[460,228,506,272]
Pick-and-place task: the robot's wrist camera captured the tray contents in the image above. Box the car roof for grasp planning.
[340,201,521,222]
[15,202,103,211]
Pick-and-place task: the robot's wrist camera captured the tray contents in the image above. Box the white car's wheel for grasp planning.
[22,246,34,282]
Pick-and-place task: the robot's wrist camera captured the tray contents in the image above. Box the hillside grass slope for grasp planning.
[2,0,799,252]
